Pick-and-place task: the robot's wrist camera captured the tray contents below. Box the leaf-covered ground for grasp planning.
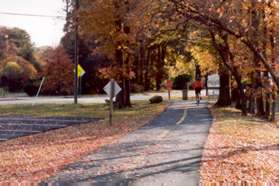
[0,102,166,182]
[200,107,279,184]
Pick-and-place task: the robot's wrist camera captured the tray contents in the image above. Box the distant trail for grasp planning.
[45,100,213,186]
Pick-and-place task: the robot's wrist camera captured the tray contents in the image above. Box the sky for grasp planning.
[0,0,66,47]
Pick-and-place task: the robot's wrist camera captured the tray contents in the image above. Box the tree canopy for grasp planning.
[61,0,279,117]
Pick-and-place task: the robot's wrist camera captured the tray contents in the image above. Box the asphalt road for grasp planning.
[45,100,213,185]
[0,90,210,105]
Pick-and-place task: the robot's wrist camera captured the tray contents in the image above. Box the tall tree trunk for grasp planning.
[269,0,276,121]
[139,40,144,84]
[216,64,231,107]
[262,8,271,119]
[195,65,201,80]
[205,73,209,96]
[210,31,246,114]
[134,53,140,83]
[251,0,265,116]
[144,48,151,91]
[254,73,265,117]
[235,76,247,115]
[155,45,165,91]
[115,49,131,108]
[123,79,131,107]
[155,45,161,91]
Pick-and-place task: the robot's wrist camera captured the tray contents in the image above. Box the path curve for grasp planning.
[45,100,212,186]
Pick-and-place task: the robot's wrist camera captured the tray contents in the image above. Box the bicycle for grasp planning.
[195,89,202,106]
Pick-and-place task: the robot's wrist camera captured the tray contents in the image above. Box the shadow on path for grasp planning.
[44,101,213,186]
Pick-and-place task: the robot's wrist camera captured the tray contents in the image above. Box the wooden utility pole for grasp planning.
[74,0,79,104]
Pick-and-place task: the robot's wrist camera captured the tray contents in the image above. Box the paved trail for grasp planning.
[46,100,212,186]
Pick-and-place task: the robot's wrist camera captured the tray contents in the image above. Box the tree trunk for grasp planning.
[155,46,161,91]
[210,31,246,114]
[265,93,271,119]
[138,40,144,84]
[155,45,166,91]
[116,79,132,108]
[195,65,201,80]
[235,77,247,116]
[251,0,265,117]
[144,48,151,91]
[205,73,209,96]
[270,1,276,121]
[115,49,131,108]
[123,79,131,107]
[216,64,231,107]
[256,88,265,117]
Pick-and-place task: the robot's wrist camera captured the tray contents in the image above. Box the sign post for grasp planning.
[104,79,122,125]
[165,80,173,101]
[74,0,80,104]
[32,77,46,106]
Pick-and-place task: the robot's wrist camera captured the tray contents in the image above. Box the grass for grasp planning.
[0,101,166,120]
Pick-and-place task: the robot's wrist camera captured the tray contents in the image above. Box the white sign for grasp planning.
[208,74,220,88]
[208,74,220,97]
[103,79,122,98]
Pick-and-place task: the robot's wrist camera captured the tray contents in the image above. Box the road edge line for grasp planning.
[176,109,187,125]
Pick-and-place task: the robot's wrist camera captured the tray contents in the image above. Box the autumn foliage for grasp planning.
[0,56,38,91]
[61,0,279,116]
[0,26,40,92]
[41,46,74,95]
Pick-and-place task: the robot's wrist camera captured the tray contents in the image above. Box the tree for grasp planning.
[166,0,279,116]
[169,0,279,85]
[0,27,41,70]
[61,0,279,119]
[41,46,74,95]
[0,56,38,92]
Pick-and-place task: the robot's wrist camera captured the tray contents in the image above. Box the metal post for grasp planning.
[36,77,46,97]
[168,90,171,101]
[74,0,79,104]
[109,80,115,126]
[32,77,46,106]
[79,77,82,96]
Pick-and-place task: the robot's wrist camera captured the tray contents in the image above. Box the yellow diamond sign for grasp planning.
[78,64,85,77]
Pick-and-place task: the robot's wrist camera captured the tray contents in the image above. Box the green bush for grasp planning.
[0,56,38,92]
[0,88,7,97]
[1,62,22,78]
[173,74,192,90]
[23,79,40,96]
[0,62,24,92]
[149,95,163,104]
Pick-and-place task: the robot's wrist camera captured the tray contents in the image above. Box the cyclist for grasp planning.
[192,78,203,105]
